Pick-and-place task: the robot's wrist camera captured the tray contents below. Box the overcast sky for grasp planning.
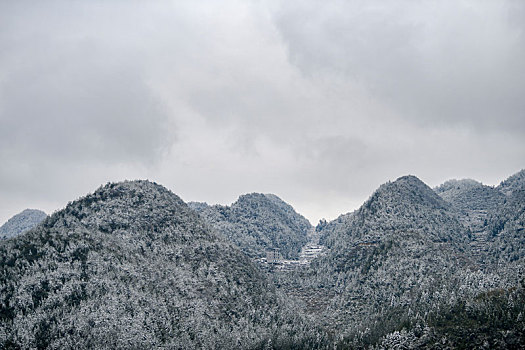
[1,0,524,225]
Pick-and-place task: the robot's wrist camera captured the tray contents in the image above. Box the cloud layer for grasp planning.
[1,0,524,224]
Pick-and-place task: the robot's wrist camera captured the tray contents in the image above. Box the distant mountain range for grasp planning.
[0,170,523,349]
[0,209,47,240]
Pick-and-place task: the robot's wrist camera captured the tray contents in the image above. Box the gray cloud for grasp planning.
[274,1,525,132]
[0,0,524,225]
[0,2,172,166]
[0,60,170,163]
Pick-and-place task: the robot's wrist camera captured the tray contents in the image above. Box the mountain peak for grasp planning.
[435,178,503,212]
[366,175,448,212]
[389,174,429,190]
[319,174,467,261]
[46,179,214,244]
[235,192,281,204]
[73,180,185,209]
[435,179,483,194]
[0,208,47,239]
[498,169,525,196]
[396,174,423,183]
[195,192,311,259]
[95,179,172,197]
[334,174,466,244]
[393,175,436,190]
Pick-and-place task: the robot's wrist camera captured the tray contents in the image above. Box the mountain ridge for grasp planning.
[0,180,323,349]
[1,170,524,349]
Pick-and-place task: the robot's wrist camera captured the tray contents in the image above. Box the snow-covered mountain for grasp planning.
[435,178,504,213]
[321,175,468,248]
[369,170,525,348]
[497,169,525,197]
[0,209,47,240]
[190,193,311,259]
[434,170,525,267]
[0,181,323,349]
[1,171,524,349]
[486,171,525,265]
[280,174,522,347]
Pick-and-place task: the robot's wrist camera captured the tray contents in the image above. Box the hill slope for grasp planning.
[321,175,468,248]
[0,181,322,349]
[498,169,525,196]
[278,176,501,345]
[191,193,311,259]
[0,209,47,240]
[434,179,505,264]
[434,170,525,267]
[486,170,525,265]
[434,179,504,214]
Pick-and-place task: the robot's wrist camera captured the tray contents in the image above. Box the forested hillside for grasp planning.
[435,179,504,213]
[274,174,523,348]
[434,179,505,265]
[486,174,525,266]
[498,169,525,196]
[321,176,468,248]
[372,280,525,349]
[0,181,325,349]
[190,193,311,259]
[1,171,524,349]
[0,209,47,240]
[434,171,525,268]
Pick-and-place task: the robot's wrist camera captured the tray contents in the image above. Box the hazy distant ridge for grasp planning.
[0,209,47,240]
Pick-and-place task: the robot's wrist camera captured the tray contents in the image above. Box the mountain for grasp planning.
[2,172,523,349]
[486,170,525,265]
[434,179,504,214]
[276,175,510,346]
[0,209,47,240]
[434,179,505,264]
[434,170,525,267]
[0,181,324,349]
[321,175,468,248]
[498,169,525,196]
[192,193,311,259]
